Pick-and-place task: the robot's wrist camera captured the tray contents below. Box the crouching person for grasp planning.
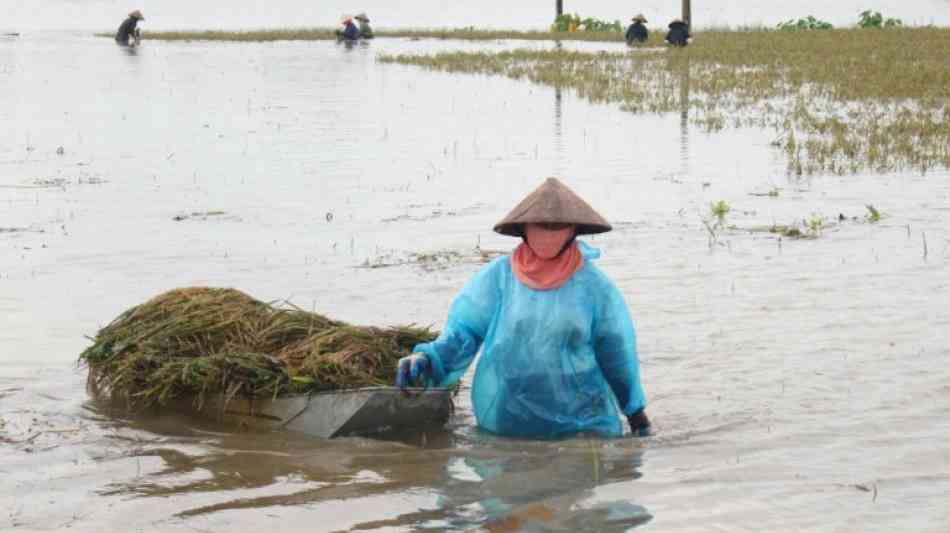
[665,18,690,46]
[115,10,144,46]
[625,14,648,45]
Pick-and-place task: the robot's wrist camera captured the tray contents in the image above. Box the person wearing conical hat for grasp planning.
[335,14,360,41]
[625,14,649,44]
[396,177,650,439]
[665,18,691,46]
[115,10,144,46]
[354,13,374,39]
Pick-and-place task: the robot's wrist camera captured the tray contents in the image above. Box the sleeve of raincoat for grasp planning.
[412,259,501,387]
[624,24,635,42]
[592,280,647,416]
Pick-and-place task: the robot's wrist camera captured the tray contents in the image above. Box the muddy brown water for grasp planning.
[3,23,950,533]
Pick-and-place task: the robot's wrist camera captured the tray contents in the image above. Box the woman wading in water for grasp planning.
[396,177,651,439]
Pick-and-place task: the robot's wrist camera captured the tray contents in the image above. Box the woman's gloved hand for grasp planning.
[395,353,429,389]
[627,408,651,437]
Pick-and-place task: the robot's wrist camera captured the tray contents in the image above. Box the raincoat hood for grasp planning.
[129,10,144,20]
[493,177,612,237]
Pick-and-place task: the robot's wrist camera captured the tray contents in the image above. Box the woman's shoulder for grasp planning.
[484,252,511,270]
[468,252,511,283]
[577,260,615,288]
[575,242,620,290]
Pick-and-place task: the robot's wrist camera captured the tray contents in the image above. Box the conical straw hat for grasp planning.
[493,177,612,237]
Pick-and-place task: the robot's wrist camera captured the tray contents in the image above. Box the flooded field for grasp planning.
[3,11,950,533]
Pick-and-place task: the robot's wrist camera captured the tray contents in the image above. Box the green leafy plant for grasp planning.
[865,204,882,222]
[552,13,580,32]
[777,16,833,31]
[700,201,732,247]
[580,17,623,32]
[710,200,731,228]
[858,11,903,28]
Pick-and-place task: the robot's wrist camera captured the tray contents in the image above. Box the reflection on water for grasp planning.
[80,400,651,531]
[678,55,690,179]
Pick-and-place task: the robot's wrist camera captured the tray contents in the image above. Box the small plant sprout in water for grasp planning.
[710,200,731,228]
[749,186,780,197]
[807,214,825,237]
[865,204,882,223]
[701,200,732,248]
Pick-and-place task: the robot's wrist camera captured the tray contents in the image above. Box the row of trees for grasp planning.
[556,0,692,29]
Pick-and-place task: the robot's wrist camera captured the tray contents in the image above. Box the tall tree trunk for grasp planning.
[556,0,563,17]
[682,0,692,30]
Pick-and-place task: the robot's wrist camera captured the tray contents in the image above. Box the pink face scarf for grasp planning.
[511,225,583,290]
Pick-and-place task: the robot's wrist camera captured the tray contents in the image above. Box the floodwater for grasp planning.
[3,11,950,533]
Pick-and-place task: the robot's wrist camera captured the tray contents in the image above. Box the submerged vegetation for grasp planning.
[95,28,338,42]
[95,27,630,43]
[94,23,950,175]
[79,287,437,410]
[380,27,950,175]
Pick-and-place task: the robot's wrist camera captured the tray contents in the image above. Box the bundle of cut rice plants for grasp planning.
[79,287,438,410]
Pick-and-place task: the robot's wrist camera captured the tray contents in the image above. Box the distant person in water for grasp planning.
[115,10,144,46]
[664,18,690,46]
[335,15,360,41]
[625,14,648,44]
[354,13,374,39]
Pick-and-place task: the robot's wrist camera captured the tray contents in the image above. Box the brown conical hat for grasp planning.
[493,177,612,237]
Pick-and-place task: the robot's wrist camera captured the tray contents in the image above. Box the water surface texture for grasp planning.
[3,9,950,533]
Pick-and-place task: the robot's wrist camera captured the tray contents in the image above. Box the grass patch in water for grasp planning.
[379,27,950,175]
[94,27,634,43]
[95,28,338,41]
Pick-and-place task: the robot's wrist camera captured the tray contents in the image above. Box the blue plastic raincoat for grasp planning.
[413,241,646,438]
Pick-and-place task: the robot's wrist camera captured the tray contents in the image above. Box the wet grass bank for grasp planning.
[380,27,950,176]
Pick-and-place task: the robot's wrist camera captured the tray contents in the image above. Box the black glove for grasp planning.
[627,408,651,437]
